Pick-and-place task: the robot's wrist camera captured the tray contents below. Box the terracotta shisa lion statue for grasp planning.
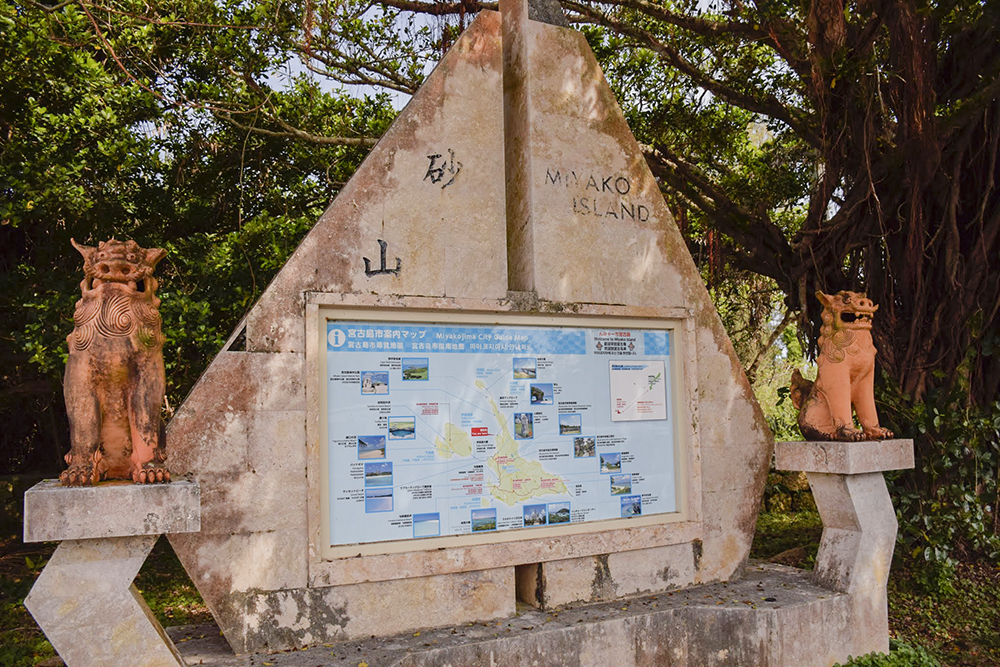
[791,290,895,442]
[61,238,171,485]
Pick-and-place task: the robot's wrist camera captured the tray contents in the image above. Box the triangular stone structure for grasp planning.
[168,5,771,653]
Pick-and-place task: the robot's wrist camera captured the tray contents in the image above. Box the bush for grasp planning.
[835,639,941,666]
[878,378,1000,592]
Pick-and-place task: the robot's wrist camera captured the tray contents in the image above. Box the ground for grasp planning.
[2,475,998,666]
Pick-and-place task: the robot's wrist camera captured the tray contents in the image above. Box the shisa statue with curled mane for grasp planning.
[61,238,171,485]
[791,290,895,442]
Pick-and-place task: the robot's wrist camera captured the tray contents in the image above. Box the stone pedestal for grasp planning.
[23,480,201,667]
[774,439,913,657]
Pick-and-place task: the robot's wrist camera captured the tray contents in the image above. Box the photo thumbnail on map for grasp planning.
[364,461,392,487]
[559,413,582,435]
[621,494,642,518]
[600,452,622,474]
[512,357,537,379]
[365,487,393,513]
[574,436,596,458]
[610,473,631,495]
[412,513,441,538]
[471,508,497,532]
[530,383,554,405]
[514,412,534,439]
[361,371,389,395]
[358,435,386,459]
[523,504,547,527]
[402,357,429,381]
[548,502,571,524]
[388,416,416,440]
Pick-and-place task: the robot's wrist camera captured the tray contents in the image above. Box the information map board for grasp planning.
[324,316,680,548]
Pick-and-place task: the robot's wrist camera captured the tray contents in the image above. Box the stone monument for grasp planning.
[154,1,913,664]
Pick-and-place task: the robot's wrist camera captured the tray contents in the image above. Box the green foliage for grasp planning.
[134,537,212,626]
[750,507,821,567]
[0,477,54,666]
[0,575,55,667]
[0,2,396,472]
[835,639,941,667]
[877,378,1000,590]
[888,556,1000,664]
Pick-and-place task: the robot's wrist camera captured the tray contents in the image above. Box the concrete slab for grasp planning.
[170,563,883,667]
[775,440,914,475]
[23,479,201,543]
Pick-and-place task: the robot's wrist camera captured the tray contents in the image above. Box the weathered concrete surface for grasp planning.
[167,12,510,652]
[25,536,185,667]
[239,10,508,356]
[775,439,914,475]
[167,8,772,655]
[23,479,201,543]
[517,542,699,609]
[23,481,200,666]
[222,567,515,653]
[171,564,884,667]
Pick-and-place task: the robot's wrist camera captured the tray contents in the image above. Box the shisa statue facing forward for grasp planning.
[791,290,895,442]
[61,238,171,485]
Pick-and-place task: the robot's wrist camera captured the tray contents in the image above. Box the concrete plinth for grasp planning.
[23,480,201,667]
[775,439,914,657]
[24,479,201,542]
[166,563,896,667]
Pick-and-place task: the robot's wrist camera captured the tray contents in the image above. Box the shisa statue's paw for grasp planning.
[835,426,866,442]
[132,465,171,484]
[863,425,894,440]
[60,463,99,486]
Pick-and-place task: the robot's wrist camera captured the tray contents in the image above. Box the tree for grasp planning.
[0,0,395,473]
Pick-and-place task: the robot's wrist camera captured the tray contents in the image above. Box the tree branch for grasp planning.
[745,306,794,383]
[214,112,379,146]
[941,73,1000,137]
[644,147,791,282]
[24,0,79,14]
[576,0,767,40]
[564,0,822,149]
[371,0,496,14]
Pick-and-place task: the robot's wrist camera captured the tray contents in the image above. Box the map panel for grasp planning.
[326,320,677,547]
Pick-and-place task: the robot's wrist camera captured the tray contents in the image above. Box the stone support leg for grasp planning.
[24,535,185,667]
[807,471,896,655]
[808,472,897,594]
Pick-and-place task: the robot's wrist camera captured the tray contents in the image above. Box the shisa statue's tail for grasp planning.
[790,369,812,411]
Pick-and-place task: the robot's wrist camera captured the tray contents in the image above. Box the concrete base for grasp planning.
[23,480,201,667]
[169,563,885,667]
